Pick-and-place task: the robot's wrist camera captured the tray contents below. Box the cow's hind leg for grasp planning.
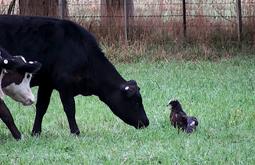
[59,91,80,135]
[32,85,53,136]
[0,99,21,140]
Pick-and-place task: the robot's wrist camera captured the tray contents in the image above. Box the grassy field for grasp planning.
[0,55,254,164]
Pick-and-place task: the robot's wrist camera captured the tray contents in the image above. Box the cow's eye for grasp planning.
[26,74,31,79]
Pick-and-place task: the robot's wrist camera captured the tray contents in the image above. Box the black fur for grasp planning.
[168,100,198,133]
[0,15,149,136]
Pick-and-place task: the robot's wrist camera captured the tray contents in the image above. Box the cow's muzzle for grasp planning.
[136,118,149,129]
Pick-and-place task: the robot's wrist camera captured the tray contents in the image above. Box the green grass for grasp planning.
[0,56,254,164]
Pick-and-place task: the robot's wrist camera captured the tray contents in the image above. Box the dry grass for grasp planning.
[1,0,255,61]
[69,1,255,62]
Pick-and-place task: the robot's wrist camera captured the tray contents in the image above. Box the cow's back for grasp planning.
[0,15,101,86]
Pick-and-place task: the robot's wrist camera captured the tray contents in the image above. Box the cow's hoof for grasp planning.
[13,133,22,141]
[71,129,80,136]
[31,131,41,137]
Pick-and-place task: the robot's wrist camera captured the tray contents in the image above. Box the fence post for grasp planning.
[124,0,128,44]
[58,0,64,19]
[182,0,187,39]
[236,0,242,43]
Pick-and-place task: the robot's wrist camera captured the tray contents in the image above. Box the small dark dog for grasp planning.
[167,100,198,133]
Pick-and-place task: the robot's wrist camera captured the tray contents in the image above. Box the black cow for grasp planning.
[0,48,41,140]
[0,15,149,136]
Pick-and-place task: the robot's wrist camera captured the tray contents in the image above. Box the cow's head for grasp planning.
[100,80,149,129]
[1,56,41,106]
[0,51,24,99]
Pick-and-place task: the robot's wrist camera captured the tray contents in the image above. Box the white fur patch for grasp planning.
[167,99,177,105]
[14,56,26,63]
[125,86,129,90]
[0,70,5,99]
[190,121,195,126]
[3,73,35,105]
[28,61,34,64]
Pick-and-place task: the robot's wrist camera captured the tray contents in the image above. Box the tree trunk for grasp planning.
[100,0,134,40]
[19,0,68,18]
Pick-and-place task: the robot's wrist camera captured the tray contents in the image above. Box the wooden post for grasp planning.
[236,0,242,43]
[182,0,187,39]
[124,0,128,44]
[58,0,64,19]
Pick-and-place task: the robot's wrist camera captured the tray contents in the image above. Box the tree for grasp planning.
[100,0,134,38]
[19,0,68,18]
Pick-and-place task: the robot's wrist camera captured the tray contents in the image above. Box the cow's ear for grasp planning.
[120,85,135,98]
[120,82,138,98]
[120,80,139,97]
[16,61,42,74]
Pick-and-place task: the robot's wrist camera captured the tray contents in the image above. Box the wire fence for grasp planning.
[67,0,255,44]
[1,0,255,44]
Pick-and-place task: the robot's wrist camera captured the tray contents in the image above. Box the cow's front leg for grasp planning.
[59,92,80,135]
[0,99,21,140]
[32,85,53,136]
